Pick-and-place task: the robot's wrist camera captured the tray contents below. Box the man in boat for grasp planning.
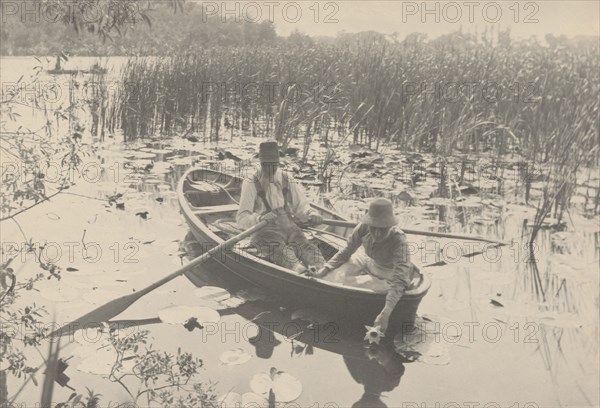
[310,198,421,334]
[236,140,326,273]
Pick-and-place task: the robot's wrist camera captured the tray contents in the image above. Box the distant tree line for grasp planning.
[0,1,281,55]
[1,0,596,57]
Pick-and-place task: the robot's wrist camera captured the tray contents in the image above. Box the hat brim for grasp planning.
[361,213,398,228]
[259,154,280,162]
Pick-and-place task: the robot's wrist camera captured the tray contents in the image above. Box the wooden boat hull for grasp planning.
[178,167,430,329]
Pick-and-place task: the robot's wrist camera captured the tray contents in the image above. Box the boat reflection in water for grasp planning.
[181,232,410,408]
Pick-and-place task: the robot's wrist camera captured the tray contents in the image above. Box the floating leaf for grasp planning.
[220,348,252,365]
[75,346,135,375]
[271,372,302,402]
[490,299,504,307]
[72,331,111,350]
[183,317,203,331]
[250,372,272,397]
[250,369,302,403]
[220,297,245,308]
[135,211,149,219]
[194,286,232,302]
[194,286,245,309]
[158,305,220,326]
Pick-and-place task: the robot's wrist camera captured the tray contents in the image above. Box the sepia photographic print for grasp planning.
[0,1,599,407]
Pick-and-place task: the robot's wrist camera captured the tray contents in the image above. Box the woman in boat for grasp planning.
[236,140,326,273]
[310,198,421,334]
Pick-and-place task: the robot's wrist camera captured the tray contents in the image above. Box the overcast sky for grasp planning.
[215,0,600,39]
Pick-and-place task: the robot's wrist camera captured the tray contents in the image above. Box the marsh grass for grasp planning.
[110,36,598,157]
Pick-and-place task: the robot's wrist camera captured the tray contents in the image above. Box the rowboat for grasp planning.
[177,167,431,330]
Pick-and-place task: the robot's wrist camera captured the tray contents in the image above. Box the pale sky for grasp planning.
[206,0,600,39]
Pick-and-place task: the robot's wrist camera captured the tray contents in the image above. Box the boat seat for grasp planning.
[211,218,262,257]
[213,217,244,235]
[192,204,240,215]
[187,180,222,193]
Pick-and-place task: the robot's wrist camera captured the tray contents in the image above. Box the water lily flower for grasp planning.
[364,325,385,345]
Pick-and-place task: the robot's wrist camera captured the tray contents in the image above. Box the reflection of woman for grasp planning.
[248,325,282,359]
[344,344,406,408]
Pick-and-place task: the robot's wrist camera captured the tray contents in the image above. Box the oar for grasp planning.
[48,220,268,338]
[422,242,505,268]
[319,218,507,246]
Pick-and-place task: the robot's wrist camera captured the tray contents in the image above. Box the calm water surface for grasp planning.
[1,57,598,408]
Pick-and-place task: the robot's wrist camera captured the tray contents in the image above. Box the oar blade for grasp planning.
[50,291,144,338]
[47,220,269,339]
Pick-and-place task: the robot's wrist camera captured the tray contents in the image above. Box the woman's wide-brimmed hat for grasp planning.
[248,326,282,359]
[361,198,398,228]
[258,140,280,162]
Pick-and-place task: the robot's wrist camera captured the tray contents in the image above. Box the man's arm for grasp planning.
[236,179,260,229]
[288,178,317,218]
[324,224,367,270]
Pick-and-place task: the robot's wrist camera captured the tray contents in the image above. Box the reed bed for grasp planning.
[112,34,598,165]
[111,34,599,228]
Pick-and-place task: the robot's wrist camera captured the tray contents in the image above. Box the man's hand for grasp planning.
[308,213,323,225]
[258,212,278,223]
[306,265,330,279]
[316,266,330,277]
[374,311,391,334]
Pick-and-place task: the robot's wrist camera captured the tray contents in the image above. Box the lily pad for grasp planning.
[220,348,252,365]
[158,305,220,326]
[72,329,112,349]
[220,297,246,308]
[194,286,246,309]
[250,369,302,403]
[194,286,232,302]
[75,348,117,375]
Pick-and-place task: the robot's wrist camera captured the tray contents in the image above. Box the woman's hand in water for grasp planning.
[374,311,390,334]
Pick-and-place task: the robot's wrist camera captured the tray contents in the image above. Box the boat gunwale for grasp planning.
[177,167,431,299]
